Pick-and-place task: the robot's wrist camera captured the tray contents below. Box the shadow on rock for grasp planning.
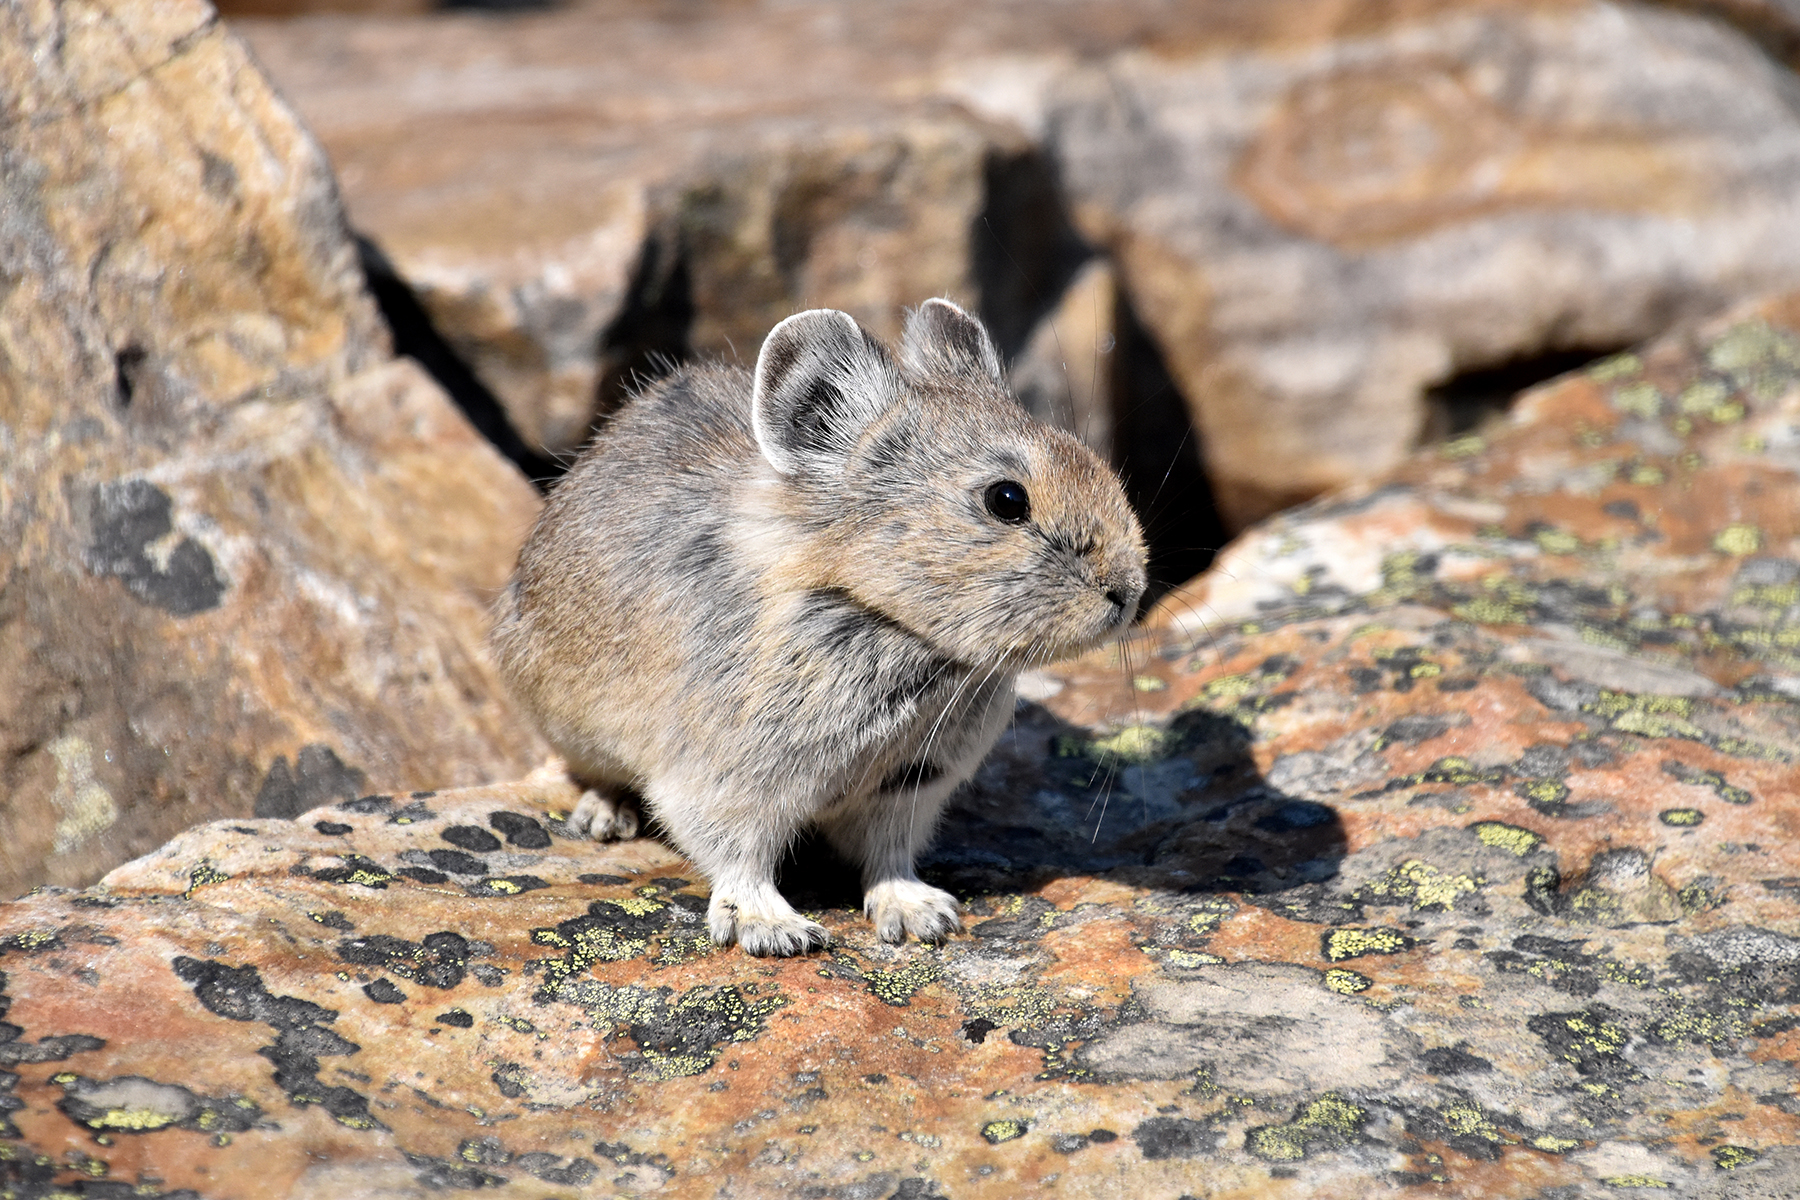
[916,701,1347,901]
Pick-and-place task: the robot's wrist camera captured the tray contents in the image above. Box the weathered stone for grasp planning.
[0,0,548,894]
[239,0,1800,531]
[6,291,1800,1195]
[1041,0,1800,528]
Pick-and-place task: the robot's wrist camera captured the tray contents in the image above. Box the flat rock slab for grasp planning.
[10,305,1800,1193]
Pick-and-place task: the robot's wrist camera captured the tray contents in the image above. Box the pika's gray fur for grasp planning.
[492,299,1146,956]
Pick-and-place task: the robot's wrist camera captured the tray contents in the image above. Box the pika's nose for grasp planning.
[1105,582,1144,625]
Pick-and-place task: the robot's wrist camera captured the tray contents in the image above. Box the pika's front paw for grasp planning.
[865,879,962,944]
[567,787,641,842]
[708,896,830,957]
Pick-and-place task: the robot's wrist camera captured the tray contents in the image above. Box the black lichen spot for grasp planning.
[388,799,435,824]
[1133,1116,1217,1159]
[314,821,352,837]
[579,874,631,886]
[255,746,367,820]
[1088,1128,1118,1143]
[55,1074,264,1137]
[427,849,487,876]
[400,868,450,885]
[515,1153,597,1186]
[363,980,406,1005]
[1420,1045,1493,1075]
[170,957,382,1131]
[198,149,239,200]
[962,1017,999,1044]
[340,795,393,814]
[442,825,502,853]
[308,911,354,932]
[337,932,470,989]
[489,811,552,849]
[436,1009,474,1028]
[404,1151,505,1190]
[114,344,147,408]
[1051,1133,1089,1153]
[491,1063,528,1098]
[1527,1005,1633,1077]
[85,479,228,615]
[592,1139,675,1179]
[309,855,395,890]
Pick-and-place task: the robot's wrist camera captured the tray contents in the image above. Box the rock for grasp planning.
[1042,0,1800,528]
[0,0,548,895]
[5,291,1800,1194]
[241,0,1800,532]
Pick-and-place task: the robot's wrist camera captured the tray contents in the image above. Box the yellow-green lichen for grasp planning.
[1714,524,1763,556]
[184,861,230,899]
[1712,1145,1759,1170]
[1082,725,1169,766]
[1203,674,1258,700]
[865,956,941,1007]
[1471,821,1544,856]
[1441,1100,1506,1143]
[1613,383,1663,420]
[1602,1175,1669,1188]
[1323,969,1371,995]
[980,1119,1027,1144]
[1358,860,1479,912]
[1659,808,1703,827]
[1442,435,1485,460]
[1246,1093,1368,1162]
[1532,1135,1580,1153]
[1589,354,1642,382]
[1132,675,1168,692]
[1533,528,1582,556]
[1323,927,1412,962]
[1164,950,1223,969]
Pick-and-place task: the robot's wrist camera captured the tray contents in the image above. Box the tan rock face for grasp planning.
[0,0,548,894]
[240,0,1800,533]
[5,293,1800,1196]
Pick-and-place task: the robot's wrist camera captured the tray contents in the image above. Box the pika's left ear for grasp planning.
[900,297,1004,384]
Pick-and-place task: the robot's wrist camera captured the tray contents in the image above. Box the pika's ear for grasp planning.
[900,297,1003,384]
[752,309,900,476]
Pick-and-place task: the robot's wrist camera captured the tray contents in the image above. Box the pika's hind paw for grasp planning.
[708,896,830,957]
[866,879,962,944]
[567,787,640,842]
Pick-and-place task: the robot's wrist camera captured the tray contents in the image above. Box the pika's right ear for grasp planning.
[752,309,899,476]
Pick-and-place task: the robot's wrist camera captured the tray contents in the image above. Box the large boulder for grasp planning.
[4,290,1800,1194]
[0,0,547,895]
[241,0,1800,537]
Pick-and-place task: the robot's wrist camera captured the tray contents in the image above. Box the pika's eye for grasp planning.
[983,480,1031,523]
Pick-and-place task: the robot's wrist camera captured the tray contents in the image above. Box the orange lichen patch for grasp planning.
[1207,905,1342,966]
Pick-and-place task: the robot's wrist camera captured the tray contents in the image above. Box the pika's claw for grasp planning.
[567,787,641,842]
[708,895,830,956]
[865,879,962,944]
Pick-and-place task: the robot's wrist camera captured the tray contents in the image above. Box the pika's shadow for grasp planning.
[776,700,1347,913]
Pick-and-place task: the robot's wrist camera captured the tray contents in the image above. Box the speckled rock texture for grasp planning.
[239,0,1800,531]
[7,299,1800,1196]
[0,0,548,896]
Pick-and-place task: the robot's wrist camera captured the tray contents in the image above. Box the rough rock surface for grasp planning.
[7,299,1800,1195]
[241,0,1800,532]
[0,0,548,896]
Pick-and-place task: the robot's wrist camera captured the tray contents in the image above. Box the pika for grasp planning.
[492,299,1146,955]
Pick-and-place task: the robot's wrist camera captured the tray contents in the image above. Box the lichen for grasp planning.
[1245,1093,1368,1162]
[1357,860,1479,912]
[1470,822,1544,857]
[1322,928,1412,962]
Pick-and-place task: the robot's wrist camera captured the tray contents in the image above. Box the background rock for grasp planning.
[5,293,1800,1194]
[0,0,548,896]
[239,0,1800,552]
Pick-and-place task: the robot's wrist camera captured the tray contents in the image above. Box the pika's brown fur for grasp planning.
[492,300,1145,955]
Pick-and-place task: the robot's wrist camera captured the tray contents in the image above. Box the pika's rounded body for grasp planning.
[492,300,1145,955]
